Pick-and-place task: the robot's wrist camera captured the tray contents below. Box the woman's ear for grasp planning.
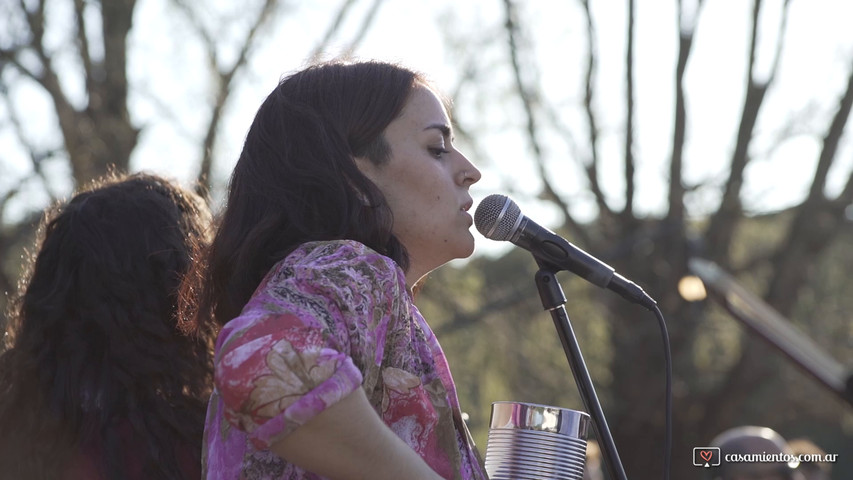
[352,154,372,171]
[353,155,380,186]
[349,157,374,206]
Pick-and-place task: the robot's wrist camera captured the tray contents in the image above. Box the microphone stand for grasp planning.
[534,258,628,480]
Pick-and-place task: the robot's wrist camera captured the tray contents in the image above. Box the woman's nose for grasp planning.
[458,155,481,186]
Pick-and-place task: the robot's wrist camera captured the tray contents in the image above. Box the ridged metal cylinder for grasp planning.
[484,401,591,480]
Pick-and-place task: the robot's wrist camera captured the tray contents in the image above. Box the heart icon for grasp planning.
[700,450,713,462]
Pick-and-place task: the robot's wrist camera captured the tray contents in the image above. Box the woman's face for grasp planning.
[357,85,481,287]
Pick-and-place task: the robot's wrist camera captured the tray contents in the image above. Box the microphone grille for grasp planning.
[474,194,522,241]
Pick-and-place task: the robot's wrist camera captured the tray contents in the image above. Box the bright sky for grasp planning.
[2,0,852,248]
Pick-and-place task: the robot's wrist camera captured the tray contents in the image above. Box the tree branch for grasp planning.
[170,0,279,193]
[19,0,57,92]
[171,0,217,54]
[344,0,385,54]
[579,0,613,221]
[764,0,791,86]
[0,49,42,84]
[763,59,853,315]
[0,93,62,200]
[668,0,704,224]
[309,0,359,60]
[623,0,636,219]
[806,61,853,203]
[19,0,46,52]
[87,0,138,179]
[16,0,98,185]
[841,166,853,204]
[73,0,95,98]
[704,0,786,263]
[501,0,588,243]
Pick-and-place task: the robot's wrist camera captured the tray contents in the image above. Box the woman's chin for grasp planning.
[456,235,476,259]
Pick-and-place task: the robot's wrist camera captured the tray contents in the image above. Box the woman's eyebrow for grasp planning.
[424,123,452,139]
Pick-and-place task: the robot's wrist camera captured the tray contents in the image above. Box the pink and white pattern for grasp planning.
[203,240,486,480]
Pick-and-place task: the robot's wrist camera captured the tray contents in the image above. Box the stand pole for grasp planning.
[535,264,628,480]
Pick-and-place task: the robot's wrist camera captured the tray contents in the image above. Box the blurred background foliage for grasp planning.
[420,218,853,479]
[1,0,851,478]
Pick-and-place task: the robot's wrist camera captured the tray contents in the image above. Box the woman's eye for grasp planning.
[429,147,450,159]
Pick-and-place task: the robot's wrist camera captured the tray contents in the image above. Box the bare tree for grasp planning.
[1,1,850,478]
[425,1,852,479]
[0,0,139,185]
[1,0,140,321]
[0,0,386,328]
[169,0,281,194]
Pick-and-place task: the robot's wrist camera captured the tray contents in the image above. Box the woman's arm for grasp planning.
[270,387,445,480]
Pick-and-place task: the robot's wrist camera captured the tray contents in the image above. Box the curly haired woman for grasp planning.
[0,172,216,479]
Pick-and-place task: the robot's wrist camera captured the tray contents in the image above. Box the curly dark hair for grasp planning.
[182,60,435,331]
[0,172,215,479]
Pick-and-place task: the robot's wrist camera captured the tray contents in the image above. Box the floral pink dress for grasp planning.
[204,240,486,480]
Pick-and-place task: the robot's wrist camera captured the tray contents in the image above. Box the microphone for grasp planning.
[474,194,656,310]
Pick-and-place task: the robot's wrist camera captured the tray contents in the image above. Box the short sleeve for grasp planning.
[213,240,405,449]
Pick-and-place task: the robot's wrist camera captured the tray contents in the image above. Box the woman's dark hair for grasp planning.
[183,59,430,330]
[0,172,215,479]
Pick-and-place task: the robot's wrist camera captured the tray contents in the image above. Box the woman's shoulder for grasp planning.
[218,239,408,359]
[279,239,402,278]
[254,239,405,299]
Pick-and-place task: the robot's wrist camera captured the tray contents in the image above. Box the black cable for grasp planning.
[652,304,672,480]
